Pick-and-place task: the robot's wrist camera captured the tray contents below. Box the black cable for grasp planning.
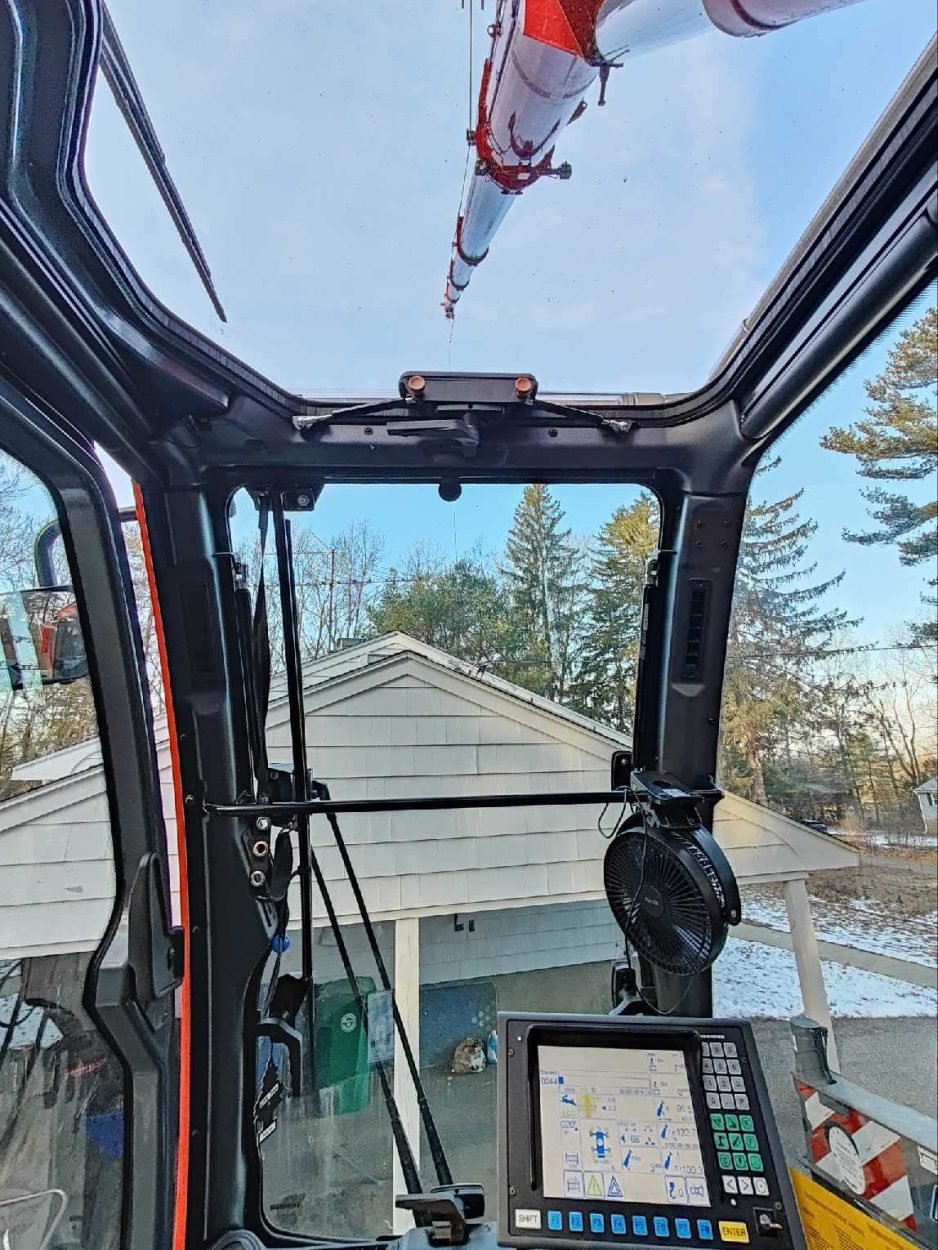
[264,496,424,1199]
[302,829,425,1200]
[251,503,271,796]
[324,809,453,1186]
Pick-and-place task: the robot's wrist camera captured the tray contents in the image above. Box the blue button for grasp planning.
[675,1220,692,1240]
[611,1215,627,1236]
[569,1213,584,1233]
[632,1216,648,1237]
[590,1214,606,1235]
[654,1217,670,1238]
[697,1221,714,1241]
[547,1212,563,1232]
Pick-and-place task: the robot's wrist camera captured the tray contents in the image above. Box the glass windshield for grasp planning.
[84,1,934,393]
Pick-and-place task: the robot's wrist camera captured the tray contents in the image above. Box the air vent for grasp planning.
[682,580,710,679]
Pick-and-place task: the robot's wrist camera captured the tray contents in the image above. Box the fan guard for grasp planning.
[604,816,740,976]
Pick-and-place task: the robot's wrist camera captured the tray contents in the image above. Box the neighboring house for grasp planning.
[2,631,856,962]
[2,632,862,1211]
[914,778,938,837]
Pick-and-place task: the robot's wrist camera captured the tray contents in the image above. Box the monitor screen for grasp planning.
[538,1045,711,1208]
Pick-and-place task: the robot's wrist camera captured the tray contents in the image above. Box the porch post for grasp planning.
[783,877,840,1071]
[393,915,421,1232]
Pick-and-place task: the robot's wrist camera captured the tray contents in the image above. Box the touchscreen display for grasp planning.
[538,1045,710,1208]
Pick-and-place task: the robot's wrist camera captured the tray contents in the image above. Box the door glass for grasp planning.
[0,449,123,1250]
[716,288,938,1170]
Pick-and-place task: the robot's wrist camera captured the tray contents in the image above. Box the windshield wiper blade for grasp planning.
[99,5,227,322]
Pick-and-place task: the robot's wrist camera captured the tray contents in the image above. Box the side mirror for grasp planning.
[1,587,89,690]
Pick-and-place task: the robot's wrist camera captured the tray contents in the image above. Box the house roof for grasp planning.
[11,632,628,785]
[914,778,937,795]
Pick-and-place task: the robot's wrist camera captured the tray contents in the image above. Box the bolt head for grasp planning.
[249,869,266,889]
[255,816,271,833]
[407,373,426,397]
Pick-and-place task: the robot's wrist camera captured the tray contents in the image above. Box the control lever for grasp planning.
[395,1185,486,1245]
[754,1209,785,1237]
[257,974,308,1095]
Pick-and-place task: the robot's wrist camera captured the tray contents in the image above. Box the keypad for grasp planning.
[706,1035,770,1205]
[632,1216,648,1237]
[654,1217,670,1238]
[590,1214,606,1234]
[675,1219,692,1240]
[697,1221,714,1241]
[569,1212,584,1232]
[611,1214,627,1235]
[547,1212,563,1231]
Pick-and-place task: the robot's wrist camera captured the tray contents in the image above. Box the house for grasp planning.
[914,778,938,837]
[2,633,859,1208]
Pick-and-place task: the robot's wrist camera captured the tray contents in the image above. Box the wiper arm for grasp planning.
[99,5,227,322]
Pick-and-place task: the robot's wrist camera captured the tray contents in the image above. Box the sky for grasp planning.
[84,0,937,644]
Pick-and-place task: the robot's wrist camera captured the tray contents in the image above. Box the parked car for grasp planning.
[800,817,830,835]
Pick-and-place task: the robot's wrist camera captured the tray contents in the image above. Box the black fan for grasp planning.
[604,816,740,976]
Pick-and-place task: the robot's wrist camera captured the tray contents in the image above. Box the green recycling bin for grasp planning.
[312,976,375,1116]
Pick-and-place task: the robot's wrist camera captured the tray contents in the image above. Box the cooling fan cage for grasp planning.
[603,817,740,976]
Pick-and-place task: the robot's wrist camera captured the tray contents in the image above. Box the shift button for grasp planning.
[719,1222,750,1244]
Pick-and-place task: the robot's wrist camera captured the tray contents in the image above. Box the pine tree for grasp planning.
[502,485,586,701]
[719,458,853,805]
[821,305,937,640]
[572,494,658,731]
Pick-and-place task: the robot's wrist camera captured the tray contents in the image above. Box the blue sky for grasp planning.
[86,1,936,642]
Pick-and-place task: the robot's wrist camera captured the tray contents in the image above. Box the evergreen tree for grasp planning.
[719,458,853,804]
[368,549,524,672]
[821,305,937,640]
[572,493,658,731]
[502,485,586,701]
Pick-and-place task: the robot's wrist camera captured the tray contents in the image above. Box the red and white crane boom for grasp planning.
[443,0,869,317]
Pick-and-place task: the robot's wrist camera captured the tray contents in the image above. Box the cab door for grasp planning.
[0,384,178,1250]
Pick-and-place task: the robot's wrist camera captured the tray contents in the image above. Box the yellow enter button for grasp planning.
[719,1222,750,1244]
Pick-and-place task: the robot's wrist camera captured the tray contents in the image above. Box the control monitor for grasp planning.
[497,1014,805,1250]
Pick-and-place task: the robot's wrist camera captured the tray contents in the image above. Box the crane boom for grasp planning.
[442,0,870,318]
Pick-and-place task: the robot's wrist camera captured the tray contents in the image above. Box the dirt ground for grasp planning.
[761,847,938,919]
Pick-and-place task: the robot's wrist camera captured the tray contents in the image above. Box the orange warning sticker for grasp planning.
[791,1169,919,1250]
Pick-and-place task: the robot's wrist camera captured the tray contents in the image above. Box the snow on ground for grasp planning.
[741,889,938,968]
[713,937,938,1019]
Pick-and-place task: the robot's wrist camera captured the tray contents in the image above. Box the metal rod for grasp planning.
[323,808,453,1186]
[205,789,629,818]
[271,496,313,985]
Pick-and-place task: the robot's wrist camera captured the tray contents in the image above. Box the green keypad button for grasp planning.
[740,1116,755,1132]
[724,1114,740,1131]
[729,1134,744,1152]
[714,1133,729,1150]
[744,1134,759,1152]
[710,1114,725,1131]
[749,1154,764,1173]
[733,1153,748,1171]
[718,1152,733,1170]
